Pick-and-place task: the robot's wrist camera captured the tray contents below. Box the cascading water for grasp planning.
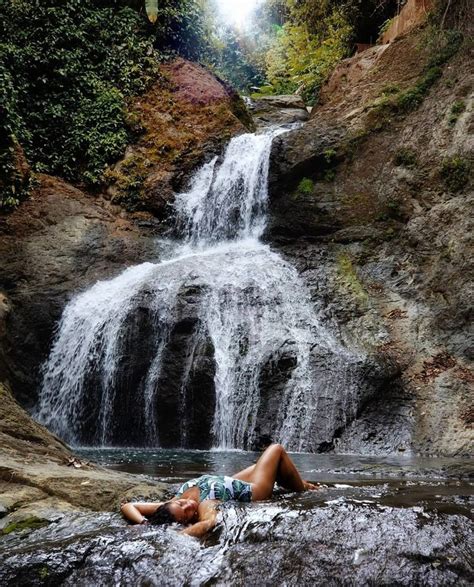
[35,127,361,451]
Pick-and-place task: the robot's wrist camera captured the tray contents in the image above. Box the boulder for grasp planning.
[250,94,309,126]
[0,382,166,524]
[105,58,254,216]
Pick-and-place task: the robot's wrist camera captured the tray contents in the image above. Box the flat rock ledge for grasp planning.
[0,383,166,534]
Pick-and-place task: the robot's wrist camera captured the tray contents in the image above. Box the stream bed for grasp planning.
[1,450,472,586]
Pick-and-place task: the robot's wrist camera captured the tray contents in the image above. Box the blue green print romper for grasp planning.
[175,475,252,502]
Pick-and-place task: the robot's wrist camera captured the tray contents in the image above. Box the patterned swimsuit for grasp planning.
[176,475,252,503]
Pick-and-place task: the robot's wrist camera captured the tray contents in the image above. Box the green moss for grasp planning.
[368,29,463,126]
[2,517,49,535]
[104,154,153,211]
[230,96,255,131]
[440,155,471,191]
[38,567,49,580]
[337,253,368,303]
[448,100,465,125]
[394,147,417,168]
[380,83,401,96]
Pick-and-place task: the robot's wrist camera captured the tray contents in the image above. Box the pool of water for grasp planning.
[77,447,473,481]
[76,448,474,518]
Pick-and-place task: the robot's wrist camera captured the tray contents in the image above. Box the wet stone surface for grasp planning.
[1,479,472,586]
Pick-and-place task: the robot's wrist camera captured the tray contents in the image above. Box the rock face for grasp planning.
[381,0,434,44]
[105,58,254,215]
[1,485,472,585]
[0,58,252,408]
[0,23,472,460]
[0,175,161,405]
[0,382,166,533]
[250,94,309,127]
[267,25,473,456]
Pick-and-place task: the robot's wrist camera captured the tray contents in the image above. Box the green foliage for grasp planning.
[0,60,31,208]
[0,0,158,188]
[210,26,266,90]
[394,147,417,168]
[440,155,470,192]
[296,177,314,196]
[448,100,465,125]
[264,5,353,102]
[323,148,337,164]
[370,28,463,123]
[151,0,214,61]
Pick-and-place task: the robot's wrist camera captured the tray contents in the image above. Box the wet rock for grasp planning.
[0,381,167,536]
[153,283,216,449]
[0,495,471,586]
[0,175,161,405]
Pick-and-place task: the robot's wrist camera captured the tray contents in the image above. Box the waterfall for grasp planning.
[35,127,361,451]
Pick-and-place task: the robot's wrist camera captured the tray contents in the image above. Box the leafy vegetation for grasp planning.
[296,177,314,197]
[440,155,470,192]
[448,100,465,125]
[0,0,219,208]
[253,2,354,102]
[0,0,158,203]
[394,147,417,168]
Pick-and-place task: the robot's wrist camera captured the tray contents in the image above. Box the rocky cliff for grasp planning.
[268,22,473,456]
[0,23,472,463]
[0,59,250,406]
[0,58,248,528]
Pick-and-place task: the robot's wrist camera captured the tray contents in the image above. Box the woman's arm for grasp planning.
[181,502,217,538]
[121,502,163,524]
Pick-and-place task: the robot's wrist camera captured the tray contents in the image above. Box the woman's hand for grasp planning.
[120,502,162,524]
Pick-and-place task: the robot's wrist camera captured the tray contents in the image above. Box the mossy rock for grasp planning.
[440,155,471,192]
[2,516,49,535]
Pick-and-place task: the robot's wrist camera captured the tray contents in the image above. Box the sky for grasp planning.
[214,0,266,28]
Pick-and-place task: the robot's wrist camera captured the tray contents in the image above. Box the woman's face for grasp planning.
[168,499,199,523]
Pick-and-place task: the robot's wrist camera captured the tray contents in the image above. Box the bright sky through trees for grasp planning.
[214,0,265,27]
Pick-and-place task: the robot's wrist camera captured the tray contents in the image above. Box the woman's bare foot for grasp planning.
[303,481,320,491]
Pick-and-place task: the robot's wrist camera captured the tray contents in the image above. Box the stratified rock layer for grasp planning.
[0,382,166,532]
[267,25,473,456]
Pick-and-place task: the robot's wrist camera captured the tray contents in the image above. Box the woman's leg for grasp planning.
[247,444,306,500]
[232,464,256,482]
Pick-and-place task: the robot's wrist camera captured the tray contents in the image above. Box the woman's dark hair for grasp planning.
[148,502,176,525]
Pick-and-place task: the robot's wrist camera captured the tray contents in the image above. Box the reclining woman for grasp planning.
[121,444,318,538]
